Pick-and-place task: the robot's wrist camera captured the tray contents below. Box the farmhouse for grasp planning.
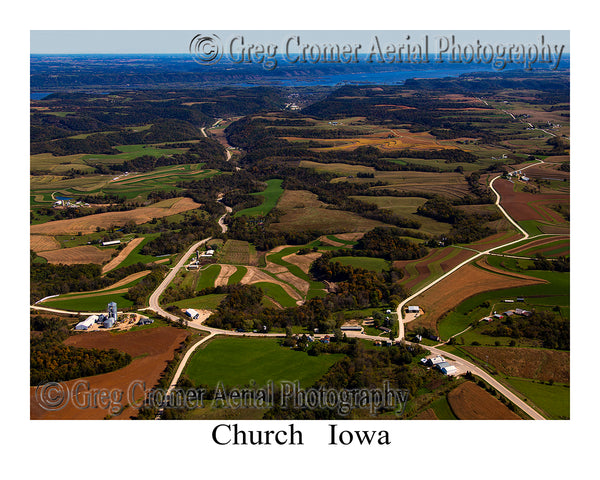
[75,315,98,330]
[185,308,200,320]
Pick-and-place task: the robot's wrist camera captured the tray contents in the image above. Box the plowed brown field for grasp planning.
[463,346,569,383]
[39,245,113,265]
[30,327,190,420]
[30,235,60,252]
[409,263,545,333]
[494,179,568,223]
[447,381,521,420]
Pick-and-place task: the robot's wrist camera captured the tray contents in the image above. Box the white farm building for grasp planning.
[441,365,458,375]
[75,315,98,330]
[407,306,420,313]
[101,240,121,247]
[185,309,200,320]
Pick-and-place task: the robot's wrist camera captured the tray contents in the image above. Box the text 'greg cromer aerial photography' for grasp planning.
[30,30,570,424]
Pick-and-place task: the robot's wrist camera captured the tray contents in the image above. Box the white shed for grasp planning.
[441,365,458,375]
[75,315,98,330]
[426,355,445,366]
[185,308,200,320]
[407,306,420,313]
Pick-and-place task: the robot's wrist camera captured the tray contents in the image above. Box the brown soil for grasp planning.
[39,245,114,265]
[413,408,439,420]
[240,266,303,301]
[270,190,387,234]
[409,264,545,334]
[393,247,475,292]
[214,264,238,287]
[101,237,145,273]
[335,232,365,242]
[494,179,568,223]
[30,235,60,252]
[318,236,345,247]
[30,327,190,419]
[447,381,521,420]
[463,346,569,383]
[469,232,523,250]
[281,251,322,275]
[505,236,569,255]
[30,197,201,235]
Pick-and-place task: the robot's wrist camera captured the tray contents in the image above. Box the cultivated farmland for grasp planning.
[38,245,114,265]
[30,197,201,235]
[270,190,387,233]
[102,237,145,273]
[184,336,344,388]
[447,381,521,420]
[463,346,569,383]
[30,234,61,252]
[30,326,191,419]
[408,263,545,334]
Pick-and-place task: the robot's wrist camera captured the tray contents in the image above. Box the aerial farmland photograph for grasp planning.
[29,29,571,423]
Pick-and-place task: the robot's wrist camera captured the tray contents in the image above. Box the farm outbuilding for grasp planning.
[407,306,420,313]
[101,240,121,247]
[108,302,117,318]
[138,317,154,325]
[103,317,115,328]
[426,355,446,367]
[441,365,458,376]
[75,315,98,330]
[341,325,362,331]
[185,309,200,320]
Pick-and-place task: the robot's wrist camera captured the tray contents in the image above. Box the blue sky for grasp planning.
[30,30,569,54]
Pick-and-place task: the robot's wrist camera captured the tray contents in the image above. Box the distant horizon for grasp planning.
[30,30,570,55]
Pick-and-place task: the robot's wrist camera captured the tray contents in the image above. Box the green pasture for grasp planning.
[235,179,284,217]
[184,336,345,388]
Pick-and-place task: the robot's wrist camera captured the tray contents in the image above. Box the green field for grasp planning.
[436,258,569,341]
[83,144,188,164]
[185,336,345,388]
[428,395,458,420]
[169,294,227,311]
[30,164,221,207]
[254,282,297,308]
[114,234,172,269]
[350,196,452,237]
[333,256,390,273]
[503,377,570,419]
[227,266,247,285]
[41,291,133,312]
[235,179,284,217]
[266,245,326,298]
[196,264,222,290]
